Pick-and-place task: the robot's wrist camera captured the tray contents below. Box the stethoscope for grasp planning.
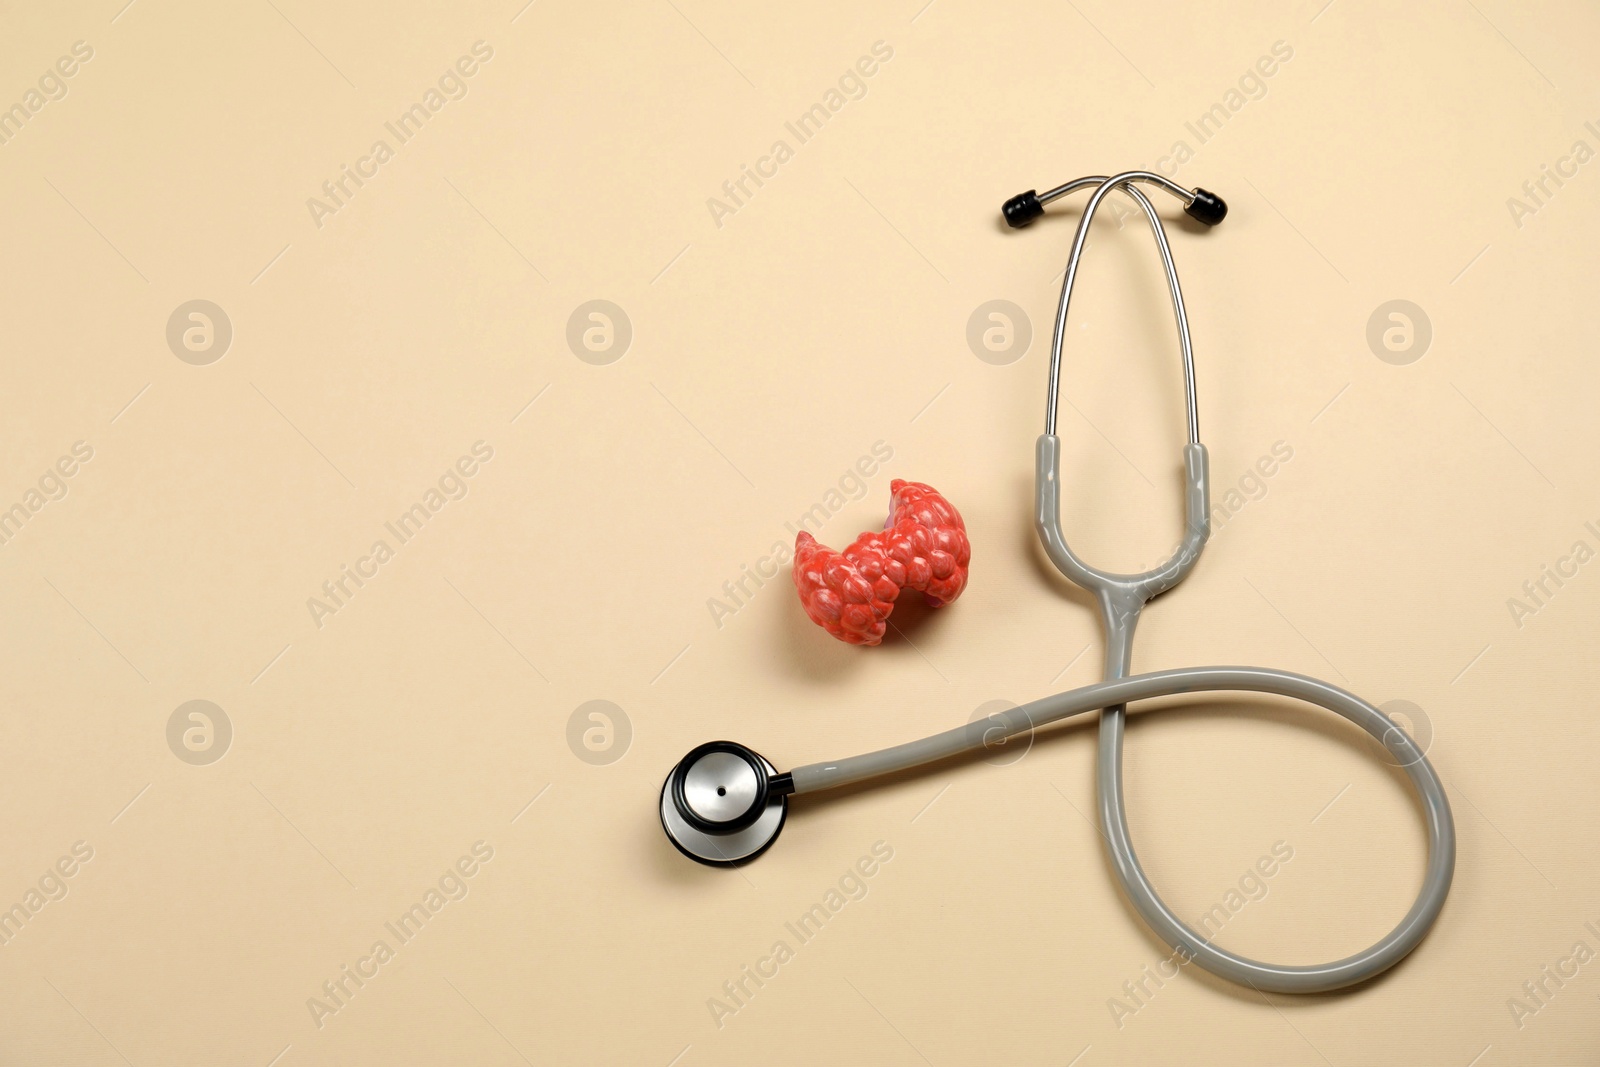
[659,171,1456,995]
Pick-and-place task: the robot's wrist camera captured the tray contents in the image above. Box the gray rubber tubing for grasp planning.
[788,665,1455,993]
[788,434,1456,993]
[790,173,1454,993]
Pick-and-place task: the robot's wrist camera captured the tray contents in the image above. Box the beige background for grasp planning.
[0,0,1597,1063]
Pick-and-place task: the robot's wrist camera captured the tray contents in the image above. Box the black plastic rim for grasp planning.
[669,740,770,835]
[659,767,787,868]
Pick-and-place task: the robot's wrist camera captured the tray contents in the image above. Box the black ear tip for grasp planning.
[1185,187,1228,225]
[1002,190,1045,228]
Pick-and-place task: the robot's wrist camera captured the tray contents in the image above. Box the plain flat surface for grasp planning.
[1,1,1598,1064]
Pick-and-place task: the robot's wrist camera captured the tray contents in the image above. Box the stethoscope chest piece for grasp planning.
[660,741,789,866]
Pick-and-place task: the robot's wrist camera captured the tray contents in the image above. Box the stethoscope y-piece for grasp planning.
[660,172,1455,995]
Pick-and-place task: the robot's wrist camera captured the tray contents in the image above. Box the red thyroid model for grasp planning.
[792,479,971,646]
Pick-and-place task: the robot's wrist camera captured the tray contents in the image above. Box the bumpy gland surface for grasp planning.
[792,479,971,646]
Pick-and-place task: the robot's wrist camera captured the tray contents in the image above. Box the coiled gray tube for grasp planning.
[788,171,1454,994]
[787,665,1455,993]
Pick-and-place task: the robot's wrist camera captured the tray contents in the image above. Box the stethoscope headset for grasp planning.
[659,171,1455,995]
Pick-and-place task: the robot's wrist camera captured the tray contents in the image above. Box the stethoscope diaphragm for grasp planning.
[659,741,789,866]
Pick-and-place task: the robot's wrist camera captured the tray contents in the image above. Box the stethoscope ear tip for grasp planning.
[660,741,788,867]
[1002,190,1045,228]
[1184,187,1228,226]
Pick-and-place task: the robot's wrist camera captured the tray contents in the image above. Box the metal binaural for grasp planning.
[1040,171,1201,444]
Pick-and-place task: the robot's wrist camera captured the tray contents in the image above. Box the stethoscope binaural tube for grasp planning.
[659,172,1456,996]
